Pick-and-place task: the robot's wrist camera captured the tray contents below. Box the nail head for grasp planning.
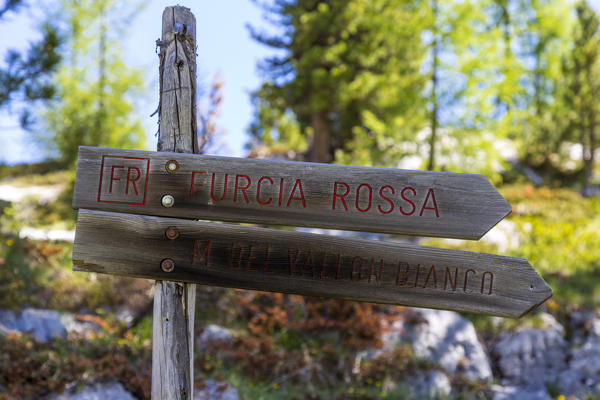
[161,194,175,207]
[161,258,175,273]
[165,160,179,173]
[165,226,179,240]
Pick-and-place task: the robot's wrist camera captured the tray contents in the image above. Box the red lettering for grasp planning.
[378,186,395,214]
[301,251,315,277]
[211,173,228,202]
[444,267,458,291]
[190,171,205,199]
[481,271,494,295]
[288,249,301,275]
[319,252,328,279]
[419,188,440,217]
[278,178,284,206]
[423,265,438,288]
[286,179,306,207]
[396,262,410,286]
[257,176,273,205]
[351,256,364,282]
[234,175,251,203]
[191,240,211,266]
[356,184,372,212]
[400,187,416,216]
[247,245,258,272]
[368,258,383,284]
[334,253,342,279]
[109,165,124,193]
[332,182,350,211]
[126,167,140,195]
[463,269,476,292]
[263,245,272,274]
[229,242,243,269]
[414,264,421,287]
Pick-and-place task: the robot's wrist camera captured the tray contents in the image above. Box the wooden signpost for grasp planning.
[152,7,196,400]
[72,146,511,240]
[70,5,552,399]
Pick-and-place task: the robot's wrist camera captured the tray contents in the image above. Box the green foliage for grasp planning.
[559,1,600,188]
[0,0,61,144]
[457,0,575,171]
[0,161,64,182]
[249,0,600,185]
[0,14,62,126]
[39,0,147,166]
[505,186,600,310]
[0,235,42,310]
[249,0,428,165]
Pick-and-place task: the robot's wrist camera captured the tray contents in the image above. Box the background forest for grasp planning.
[0,0,600,399]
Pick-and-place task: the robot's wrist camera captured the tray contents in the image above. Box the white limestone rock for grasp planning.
[198,324,233,349]
[493,326,567,387]
[194,380,239,400]
[50,382,136,400]
[381,308,492,382]
[0,308,67,342]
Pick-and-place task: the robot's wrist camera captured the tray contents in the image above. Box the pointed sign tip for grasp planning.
[516,275,553,319]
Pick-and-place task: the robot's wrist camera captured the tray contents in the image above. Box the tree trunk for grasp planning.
[428,0,439,171]
[583,111,596,194]
[309,111,330,163]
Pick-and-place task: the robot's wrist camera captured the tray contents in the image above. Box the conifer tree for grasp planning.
[0,1,62,126]
[249,0,428,166]
[562,1,600,192]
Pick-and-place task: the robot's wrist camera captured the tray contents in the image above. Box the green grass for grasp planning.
[0,169,72,188]
[0,161,64,182]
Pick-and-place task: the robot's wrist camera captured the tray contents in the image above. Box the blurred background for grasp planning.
[1,0,600,399]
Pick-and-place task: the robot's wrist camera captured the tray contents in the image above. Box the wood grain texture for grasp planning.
[73,146,512,240]
[73,209,552,318]
[152,6,196,400]
[157,6,197,153]
[152,282,193,400]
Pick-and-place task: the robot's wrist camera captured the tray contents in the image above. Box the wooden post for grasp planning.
[152,6,197,399]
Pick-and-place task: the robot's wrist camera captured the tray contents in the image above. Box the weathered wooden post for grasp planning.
[152,6,197,399]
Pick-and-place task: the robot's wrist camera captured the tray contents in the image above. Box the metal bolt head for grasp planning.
[165,160,179,173]
[160,258,175,273]
[161,194,175,207]
[165,226,179,240]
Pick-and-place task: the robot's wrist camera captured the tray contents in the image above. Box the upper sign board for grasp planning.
[73,146,512,239]
[73,209,552,318]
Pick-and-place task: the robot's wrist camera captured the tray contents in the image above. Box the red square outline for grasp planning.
[97,155,150,205]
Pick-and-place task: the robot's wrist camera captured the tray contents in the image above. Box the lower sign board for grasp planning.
[73,209,552,318]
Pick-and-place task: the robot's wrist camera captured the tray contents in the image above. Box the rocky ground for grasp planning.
[1,305,599,399]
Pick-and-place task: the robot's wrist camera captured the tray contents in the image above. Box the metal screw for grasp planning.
[165,226,179,240]
[161,194,175,207]
[165,160,179,173]
[160,258,175,273]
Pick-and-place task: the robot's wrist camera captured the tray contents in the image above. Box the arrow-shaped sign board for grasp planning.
[73,209,551,318]
[72,147,511,240]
